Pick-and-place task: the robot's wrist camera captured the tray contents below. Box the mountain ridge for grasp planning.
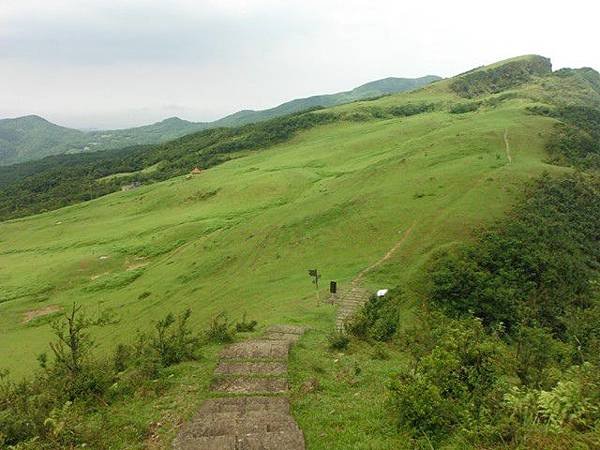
[0,75,441,166]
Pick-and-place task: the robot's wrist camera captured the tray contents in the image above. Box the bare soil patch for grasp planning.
[22,305,61,324]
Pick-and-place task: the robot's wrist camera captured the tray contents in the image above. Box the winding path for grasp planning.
[335,222,415,330]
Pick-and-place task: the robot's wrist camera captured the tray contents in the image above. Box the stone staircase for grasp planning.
[334,283,371,331]
[173,325,306,450]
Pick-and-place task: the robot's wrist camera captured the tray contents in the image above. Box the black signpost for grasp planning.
[308,269,321,306]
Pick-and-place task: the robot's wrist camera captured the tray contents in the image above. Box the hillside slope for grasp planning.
[0,75,440,166]
[3,55,593,382]
[210,75,441,127]
[0,115,88,163]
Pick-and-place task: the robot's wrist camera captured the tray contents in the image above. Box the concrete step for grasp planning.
[197,397,291,415]
[215,361,287,376]
[220,340,290,360]
[211,376,288,394]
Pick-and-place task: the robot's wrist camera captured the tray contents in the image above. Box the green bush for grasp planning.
[388,102,434,117]
[205,311,235,343]
[235,312,258,332]
[348,290,403,341]
[0,306,204,448]
[429,173,600,336]
[389,313,512,443]
[449,102,480,114]
[150,308,201,366]
[327,331,350,350]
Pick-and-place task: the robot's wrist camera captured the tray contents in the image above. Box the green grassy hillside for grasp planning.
[0,76,439,166]
[1,55,600,449]
[0,56,574,379]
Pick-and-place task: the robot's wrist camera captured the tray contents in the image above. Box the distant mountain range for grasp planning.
[0,75,440,165]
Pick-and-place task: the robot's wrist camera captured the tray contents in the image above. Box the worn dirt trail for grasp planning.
[335,222,415,330]
[173,325,306,450]
[504,129,512,163]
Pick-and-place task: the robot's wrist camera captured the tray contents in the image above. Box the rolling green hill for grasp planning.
[0,75,440,166]
[1,55,599,449]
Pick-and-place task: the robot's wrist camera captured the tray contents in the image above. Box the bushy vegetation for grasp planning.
[385,173,600,447]
[347,290,404,341]
[546,106,600,169]
[449,101,480,114]
[235,313,258,333]
[450,56,552,98]
[0,305,251,448]
[205,311,235,343]
[327,331,350,351]
[430,173,599,337]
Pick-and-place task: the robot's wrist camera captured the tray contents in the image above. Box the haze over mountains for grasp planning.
[0,75,440,166]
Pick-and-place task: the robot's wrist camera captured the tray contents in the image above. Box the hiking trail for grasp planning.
[335,222,415,331]
[173,325,306,449]
[504,129,512,163]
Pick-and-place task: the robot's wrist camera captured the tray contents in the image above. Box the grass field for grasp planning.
[0,94,560,380]
[2,56,586,448]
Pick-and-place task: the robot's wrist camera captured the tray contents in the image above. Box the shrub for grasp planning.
[0,306,205,447]
[429,174,600,335]
[150,308,201,366]
[327,331,350,350]
[388,102,435,117]
[205,311,235,343]
[389,313,513,443]
[235,312,258,332]
[449,101,480,114]
[348,290,403,341]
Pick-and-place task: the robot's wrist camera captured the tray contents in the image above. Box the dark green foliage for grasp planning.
[327,331,350,350]
[449,101,480,114]
[0,306,204,447]
[389,313,512,443]
[205,311,235,343]
[348,289,404,341]
[235,312,258,332]
[389,173,600,447]
[150,309,200,367]
[547,106,600,169]
[450,56,552,98]
[429,173,600,336]
[388,102,435,117]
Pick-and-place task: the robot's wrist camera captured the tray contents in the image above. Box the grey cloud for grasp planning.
[0,3,315,65]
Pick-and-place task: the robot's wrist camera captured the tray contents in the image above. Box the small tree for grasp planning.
[49,303,94,379]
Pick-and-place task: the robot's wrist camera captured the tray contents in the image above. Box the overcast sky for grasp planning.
[1,0,598,129]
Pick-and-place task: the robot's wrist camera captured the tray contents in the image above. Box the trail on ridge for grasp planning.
[504,129,512,163]
[335,222,415,330]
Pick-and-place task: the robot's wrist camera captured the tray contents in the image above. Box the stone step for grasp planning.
[263,332,303,343]
[215,361,287,376]
[178,412,300,437]
[174,429,305,450]
[220,340,290,360]
[197,397,290,415]
[211,376,288,394]
[240,429,305,450]
[266,325,305,335]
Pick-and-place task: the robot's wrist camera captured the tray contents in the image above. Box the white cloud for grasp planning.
[1,0,599,128]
